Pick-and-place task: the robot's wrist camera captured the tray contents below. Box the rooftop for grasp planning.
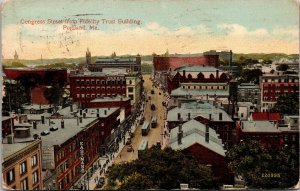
[167,101,233,122]
[95,57,139,63]
[240,121,280,133]
[170,119,225,156]
[175,66,220,72]
[251,112,281,121]
[171,88,229,97]
[22,104,53,110]
[3,140,40,159]
[90,96,130,103]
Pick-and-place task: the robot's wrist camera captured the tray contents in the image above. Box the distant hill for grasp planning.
[3,53,298,67]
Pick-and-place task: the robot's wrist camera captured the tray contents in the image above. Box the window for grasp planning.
[6,168,15,184]
[91,87,95,90]
[76,80,80,84]
[31,155,38,167]
[129,80,132,85]
[77,94,80,98]
[86,80,90,84]
[129,95,134,100]
[20,161,27,175]
[32,171,39,185]
[21,178,28,190]
[128,87,134,93]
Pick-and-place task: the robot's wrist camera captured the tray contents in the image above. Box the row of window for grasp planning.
[7,169,38,189]
[76,86,126,91]
[75,79,126,85]
[76,93,126,98]
[263,84,298,88]
[182,85,227,90]
[263,78,298,83]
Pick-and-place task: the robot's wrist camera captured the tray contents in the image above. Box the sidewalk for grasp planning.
[73,103,145,190]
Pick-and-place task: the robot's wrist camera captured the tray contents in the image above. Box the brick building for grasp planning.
[260,72,299,112]
[170,119,233,184]
[167,66,230,93]
[69,72,127,107]
[153,54,219,71]
[236,119,299,149]
[237,83,260,107]
[3,68,68,86]
[88,56,141,73]
[70,70,142,108]
[2,139,43,190]
[87,96,131,119]
[167,101,235,148]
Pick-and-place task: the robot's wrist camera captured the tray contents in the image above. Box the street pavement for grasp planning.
[113,74,170,164]
[73,74,170,190]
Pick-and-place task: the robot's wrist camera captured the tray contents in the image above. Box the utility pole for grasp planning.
[8,79,15,143]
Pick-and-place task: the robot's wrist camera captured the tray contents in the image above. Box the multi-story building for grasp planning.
[170,119,233,184]
[260,72,299,112]
[87,56,141,73]
[70,69,142,108]
[153,53,219,90]
[3,68,68,86]
[2,139,43,190]
[235,102,256,121]
[167,66,231,93]
[237,83,260,107]
[167,101,235,148]
[69,72,127,107]
[236,119,299,149]
[125,72,142,108]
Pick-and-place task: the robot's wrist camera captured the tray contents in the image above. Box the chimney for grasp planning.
[41,116,45,124]
[178,124,183,145]
[97,113,100,118]
[183,70,186,78]
[70,105,73,112]
[77,116,79,126]
[188,113,191,120]
[83,113,86,118]
[79,117,82,123]
[229,50,232,67]
[177,113,181,120]
[61,120,64,129]
[206,94,208,100]
[104,110,107,115]
[219,112,222,121]
[205,125,209,143]
[241,122,244,129]
[209,114,212,121]
[7,135,14,144]
[216,70,219,79]
[85,108,88,112]
[19,116,22,123]
[33,121,37,129]
[49,118,51,126]
[120,97,123,101]
[80,110,82,115]
[96,108,99,112]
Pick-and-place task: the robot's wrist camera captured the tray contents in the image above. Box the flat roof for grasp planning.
[175,66,220,72]
[2,140,39,159]
[171,88,229,97]
[90,96,130,103]
[170,119,225,156]
[241,121,280,132]
[167,101,233,122]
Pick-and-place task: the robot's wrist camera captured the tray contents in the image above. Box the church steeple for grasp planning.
[86,48,91,65]
[14,50,19,60]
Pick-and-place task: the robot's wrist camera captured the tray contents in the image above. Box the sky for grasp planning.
[2,0,299,59]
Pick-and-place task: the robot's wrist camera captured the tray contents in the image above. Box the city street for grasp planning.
[113,74,169,164]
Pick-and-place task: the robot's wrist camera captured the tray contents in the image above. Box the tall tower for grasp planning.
[14,50,19,60]
[86,48,91,65]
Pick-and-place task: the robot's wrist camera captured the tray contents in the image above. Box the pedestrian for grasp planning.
[133,149,135,153]
[120,154,122,158]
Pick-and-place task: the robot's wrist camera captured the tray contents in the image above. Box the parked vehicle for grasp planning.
[141,121,150,136]
[126,138,132,145]
[127,145,133,152]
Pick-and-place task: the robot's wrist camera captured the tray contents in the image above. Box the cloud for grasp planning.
[2,22,299,59]
[218,23,268,37]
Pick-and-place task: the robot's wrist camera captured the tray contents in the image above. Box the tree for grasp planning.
[44,84,64,111]
[111,52,117,58]
[227,141,299,189]
[271,93,299,115]
[276,64,289,71]
[106,146,218,190]
[240,69,263,84]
